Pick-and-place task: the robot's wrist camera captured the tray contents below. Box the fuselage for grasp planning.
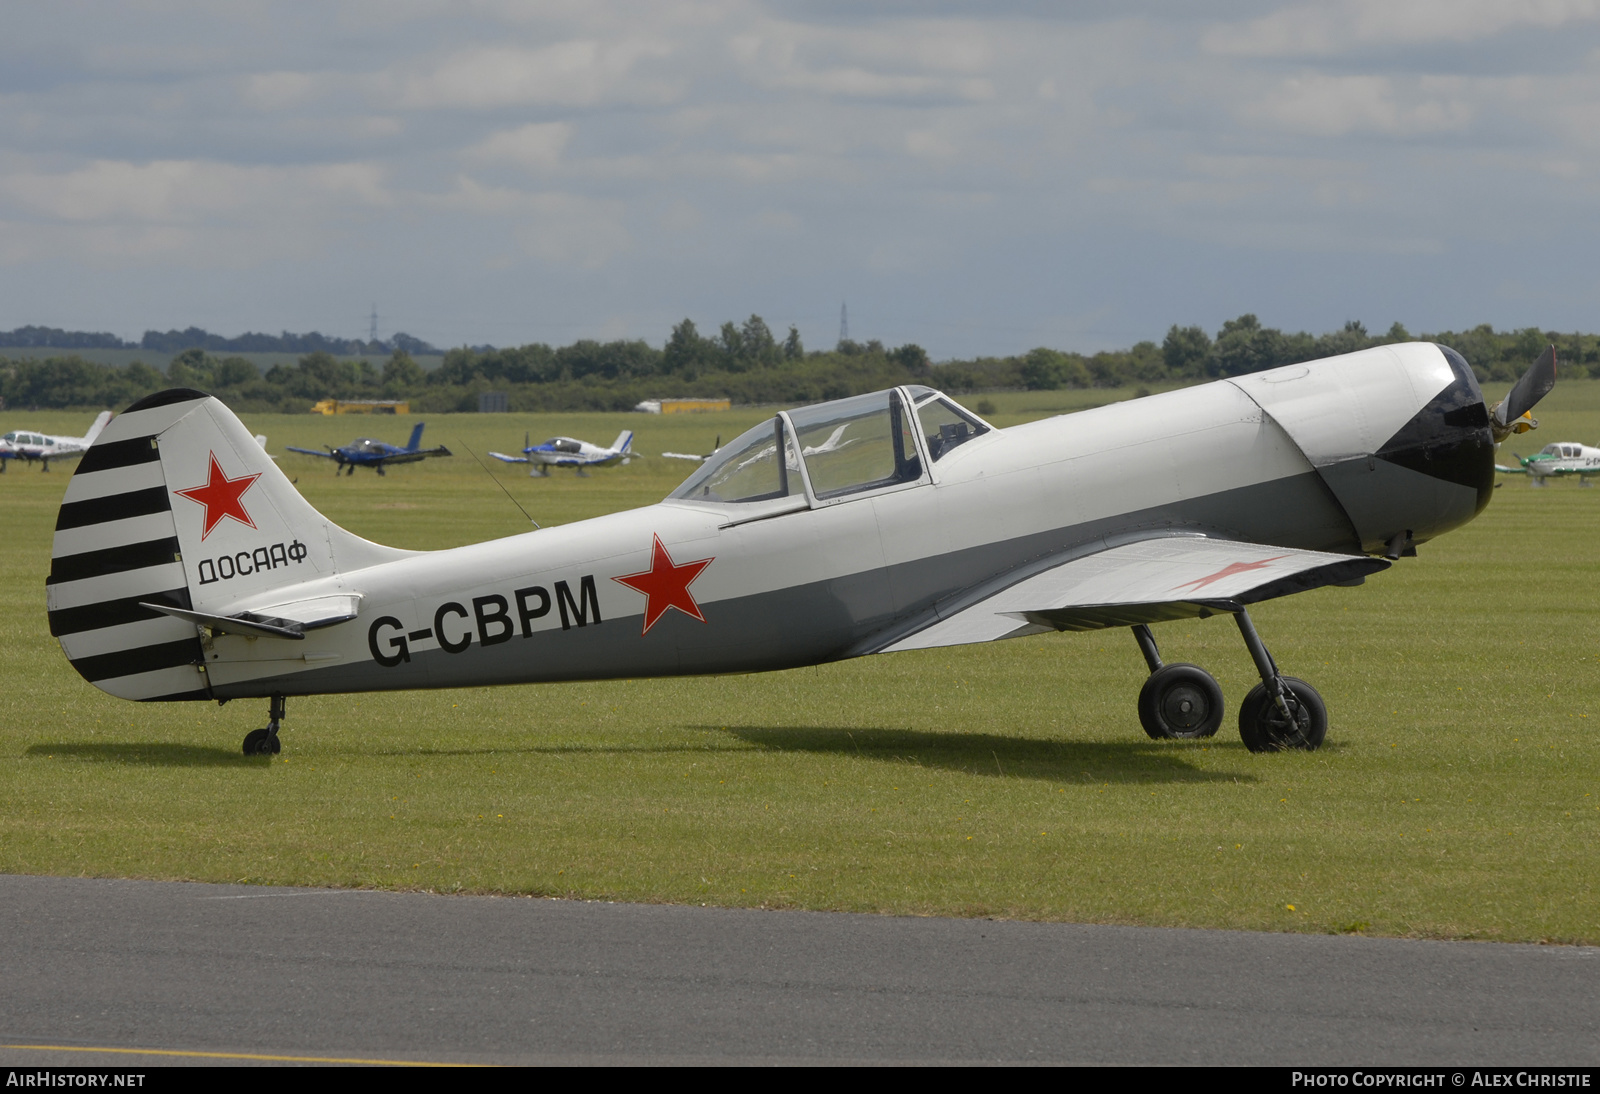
[49,342,1497,705]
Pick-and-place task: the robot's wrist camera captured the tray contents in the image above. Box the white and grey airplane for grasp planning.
[3,411,112,471]
[46,341,1555,757]
[489,430,635,476]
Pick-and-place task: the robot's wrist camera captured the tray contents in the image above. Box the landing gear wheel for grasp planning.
[1237,677,1327,752]
[1137,663,1224,740]
[242,728,280,755]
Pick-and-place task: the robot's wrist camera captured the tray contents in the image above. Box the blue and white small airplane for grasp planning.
[286,423,451,476]
[489,431,635,476]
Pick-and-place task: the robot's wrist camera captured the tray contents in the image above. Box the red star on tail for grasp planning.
[174,453,262,540]
[612,535,714,635]
[1171,555,1287,592]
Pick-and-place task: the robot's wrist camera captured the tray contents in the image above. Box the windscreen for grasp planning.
[668,417,801,503]
[914,394,989,460]
[788,390,922,500]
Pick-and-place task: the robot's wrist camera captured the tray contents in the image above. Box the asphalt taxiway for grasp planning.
[1,874,1595,1066]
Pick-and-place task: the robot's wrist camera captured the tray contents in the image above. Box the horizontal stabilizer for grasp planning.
[140,594,361,640]
[880,535,1388,653]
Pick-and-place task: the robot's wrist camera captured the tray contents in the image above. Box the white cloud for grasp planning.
[0,159,389,223]
[397,40,677,109]
[0,158,391,266]
[1241,74,1474,136]
[441,176,631,268]
[469,122,572,170]
[1205,0,1600,57]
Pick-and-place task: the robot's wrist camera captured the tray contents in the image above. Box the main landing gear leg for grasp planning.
[243,694,286,756]
[1233,609,1326,752]
[1133,624,1223,740]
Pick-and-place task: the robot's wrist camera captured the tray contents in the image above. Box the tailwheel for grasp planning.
[1238,677,1327,752]
[241,694,286,756]
[242,728,280,755]
[1137,663,1224,740]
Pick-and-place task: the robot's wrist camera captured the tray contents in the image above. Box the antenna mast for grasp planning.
[839,302,849,345]
[369,304,379,345]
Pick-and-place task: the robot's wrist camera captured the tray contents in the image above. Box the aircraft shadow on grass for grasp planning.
[25,742,267,767]
[717,726,1256,785]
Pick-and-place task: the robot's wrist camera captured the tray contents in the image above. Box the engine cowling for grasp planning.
[1228,342,1495,555]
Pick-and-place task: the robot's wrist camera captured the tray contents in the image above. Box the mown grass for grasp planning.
[1,383,1597,941]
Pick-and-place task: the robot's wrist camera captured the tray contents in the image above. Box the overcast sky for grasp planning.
[3,0,1599,357]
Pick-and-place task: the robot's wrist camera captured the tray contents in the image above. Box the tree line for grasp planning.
[1,316,1595,413]
[0,324,440,357]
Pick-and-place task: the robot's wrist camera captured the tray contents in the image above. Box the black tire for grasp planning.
[1137,663,1224,740]
[1238,677,1327,752]
[242,728,281,756]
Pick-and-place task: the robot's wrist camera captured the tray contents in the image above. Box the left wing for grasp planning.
[879,535,1388,653]
[488,451,529,464]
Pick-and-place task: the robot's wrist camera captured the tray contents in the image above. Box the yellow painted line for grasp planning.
[0,1043,485,1067]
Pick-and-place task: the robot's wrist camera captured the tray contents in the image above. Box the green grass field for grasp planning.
[2,384,1597,942]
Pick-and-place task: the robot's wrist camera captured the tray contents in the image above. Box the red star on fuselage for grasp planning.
[612,535,714,635]
[1171,556,1287,592]
[174,453,262,540]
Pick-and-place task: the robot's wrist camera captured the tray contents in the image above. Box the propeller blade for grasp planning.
[1492,345,1557,440]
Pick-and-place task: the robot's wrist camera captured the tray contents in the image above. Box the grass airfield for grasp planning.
[1,384,1597,942]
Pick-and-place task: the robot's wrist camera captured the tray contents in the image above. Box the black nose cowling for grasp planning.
[1373,345,1496,515]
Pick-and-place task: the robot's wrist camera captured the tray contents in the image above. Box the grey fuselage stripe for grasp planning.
[210,468,1368,701]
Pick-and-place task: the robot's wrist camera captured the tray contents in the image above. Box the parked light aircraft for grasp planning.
[286,423,450,475]
[1496,441,1600,485]
[2,412,112,471]
[490,431,635,476]
[46,342,1555,757]
[662,436,721,463]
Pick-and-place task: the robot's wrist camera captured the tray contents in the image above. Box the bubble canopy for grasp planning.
[668,387,988,504]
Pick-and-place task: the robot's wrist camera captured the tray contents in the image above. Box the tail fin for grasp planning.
[613,430,633,454]
[83,411,113,445]
[406,422,425,451]
[47,389,409,702]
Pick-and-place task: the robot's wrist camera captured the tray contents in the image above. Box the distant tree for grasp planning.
[1162,325,1212,377]
[783,325,804,360]
[382,349,426,394]
[212,356,258,388]
[888,343,931,376]
[663,319,717,376]
[166,348,214,388]
[1314,320,1374,358]
[740,315,779,366]
[1212,314,1288,377]
[719,321,744,368]
[1020,348,1089,390]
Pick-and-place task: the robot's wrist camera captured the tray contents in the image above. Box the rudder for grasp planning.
[48,389,409,702]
